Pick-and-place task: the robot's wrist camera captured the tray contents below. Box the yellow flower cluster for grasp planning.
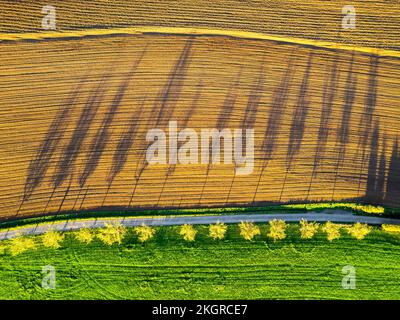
[75,228,94,244]
[209,222,228,240]
[283,203,384,215]
[179,224,197,241]
[42,230,65,249]
[345,223,372,240]
[97,223,127,246]
[382,224,400,233]
[299,219,319,239]
[134,224,156,242]
[321,222,341,241]
[238,221,260,241]
[9,236,37,256]
[268,219,287,241]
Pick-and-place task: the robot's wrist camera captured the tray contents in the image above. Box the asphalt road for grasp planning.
[0,209,399,240]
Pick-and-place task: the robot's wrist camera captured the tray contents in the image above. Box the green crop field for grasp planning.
[0,224,399,300]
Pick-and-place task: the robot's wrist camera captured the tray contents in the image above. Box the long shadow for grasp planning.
[286,53,313,171]
[331,53,357,199]
[262,60,295,163]
[56,174,73,214]
[356,56,379,156]
[199,67,243,204]
[337,53,357,157]
[127,94,163,205]
[17,80,84,216]
[242,63,265,130]
[128,39,194,207]
[306,54,339,199]
[252,55,296,203]
[385,137,400,205]
[312,56,339,174]
[279,53,313,201]
[365,120,380,200]
[157,80,203,206]
[43,74,108,216]
[20,80,82,205]
[102,102,144,206]
[79,49,146,189]
[108,104,144,185]
[375,135,387,201]
[226,62,265,203]
[154,39,194,128]
[53,75,107,190]
[356,56,379,196]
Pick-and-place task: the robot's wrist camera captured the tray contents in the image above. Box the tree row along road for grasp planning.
[0,210,399,240]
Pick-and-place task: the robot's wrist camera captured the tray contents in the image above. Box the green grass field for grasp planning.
[1,224,399,300]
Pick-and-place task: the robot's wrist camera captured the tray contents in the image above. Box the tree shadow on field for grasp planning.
[286,53,313,171]
[385,138,400,205]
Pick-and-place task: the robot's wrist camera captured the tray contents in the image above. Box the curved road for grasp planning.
[0,209,399,240]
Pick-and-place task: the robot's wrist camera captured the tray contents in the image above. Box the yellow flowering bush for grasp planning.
[97,223,127,246]
[346,223,372,240]
[209,222,228,240]
[75,228,94,244]
[238,221,260,241]
[299,219,319,239]
[267,219,287,241]
[42,230,65,249]
[179,224,197,241]
[9,236,37,256]
[321,221,341,241]
[134,224,156,242]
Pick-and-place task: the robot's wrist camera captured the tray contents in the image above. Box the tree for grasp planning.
[238,221,260,241]
[0,245,6,255]
[321,221,341,241]
[134,224,156,242]
[209,222,228,240]
[97,223,126,246]
[75,228,94,244]
[179,224,197,241]
[299,219,319,239]
[346,222,372,240]
[42,230,65,249]
[9,236,36,256]
[267,219,287,241]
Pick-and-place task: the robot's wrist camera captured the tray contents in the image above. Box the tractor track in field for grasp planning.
[0,209,399,240]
